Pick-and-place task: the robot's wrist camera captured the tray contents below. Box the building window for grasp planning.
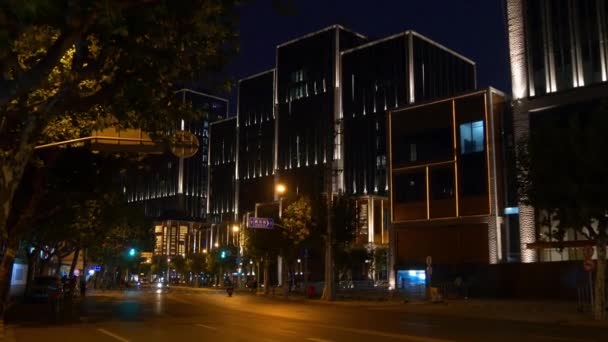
[459,121,484,154]
[291,69,304,82]
[430,167,454,200]
[409,143,417,161]
[393,171,426,203]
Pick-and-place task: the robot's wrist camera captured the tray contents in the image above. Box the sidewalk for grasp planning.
[4,296,84,325]
[171,285,608,327]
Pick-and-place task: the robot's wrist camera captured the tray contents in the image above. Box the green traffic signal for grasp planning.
[129,248,136,257]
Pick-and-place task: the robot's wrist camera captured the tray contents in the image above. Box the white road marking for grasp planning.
[529,335,591,342]
[402,322,437,328]
[311,323,453,342]
[97,328,131,342]
[307,338,334,342]
[196,324,218,331]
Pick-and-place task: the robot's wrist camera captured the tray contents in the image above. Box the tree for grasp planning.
[517,100,608,320]
[243,218,285,294]
[170,255,187,281]
[280,196,313,296]
[0,0,239,317]
[186,253,206,287]
[315,193,356,300]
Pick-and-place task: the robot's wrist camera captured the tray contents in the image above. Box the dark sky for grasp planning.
[225,0,511,113]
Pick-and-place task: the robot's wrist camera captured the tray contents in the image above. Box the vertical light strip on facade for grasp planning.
[407,33,415,104]
[507,0,528,99]
[484,93,492,215]
[451,100,459,217]
[598,0,608,81]
[368,197,374,244]
[206,126,212,216]
[571,2,585,87]
[568,0,579,87]
[544,0,557,93]
[488,90,501,263]
[178,158,184,194]
[381,199,385,244]
[425,166,430,220]
[388,112,394,223]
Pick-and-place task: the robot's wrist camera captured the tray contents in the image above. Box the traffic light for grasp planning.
[220,250,226,259]
[129,248,136,257]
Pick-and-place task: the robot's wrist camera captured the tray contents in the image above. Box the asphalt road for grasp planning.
[6,288,607,342]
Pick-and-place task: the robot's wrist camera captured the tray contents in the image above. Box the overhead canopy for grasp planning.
[35,127,199,158]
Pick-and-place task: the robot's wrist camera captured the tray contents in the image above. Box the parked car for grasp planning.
[28,276,64,303]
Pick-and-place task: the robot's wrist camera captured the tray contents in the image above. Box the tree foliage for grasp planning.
[281,196,313,246]
[0,0,239,239]
[0,0,239,315]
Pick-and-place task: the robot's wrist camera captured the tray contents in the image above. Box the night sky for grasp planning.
[226,0,511,113]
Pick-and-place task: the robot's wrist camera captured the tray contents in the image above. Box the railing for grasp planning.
[577,286,608,313]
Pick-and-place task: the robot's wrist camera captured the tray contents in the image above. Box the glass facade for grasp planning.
[238,70,276,215]
[390,91,501,222]
[125,90,228,220]
[342,32,476,198]
[276,27,366,198]
[523,0,608,97]
[208,118,237,223]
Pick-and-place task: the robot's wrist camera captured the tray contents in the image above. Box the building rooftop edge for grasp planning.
[390,87,507,114]
[209,116,237,126]
[238,69,275,83]
[277,24,367,48]
[340,30,475,66]
[174,88,229,102]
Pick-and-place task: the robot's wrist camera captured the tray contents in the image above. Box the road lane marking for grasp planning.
[97,328,131,342]
[528,335,591,342]
[311,324,453,342]
[196,324,218,331]
[402,322,438,328]
[307,338,334,342]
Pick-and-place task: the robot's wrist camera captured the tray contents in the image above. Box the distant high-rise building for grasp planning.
[125,89,228,257]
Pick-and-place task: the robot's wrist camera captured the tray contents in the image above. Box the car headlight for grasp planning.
[157,283,162,288]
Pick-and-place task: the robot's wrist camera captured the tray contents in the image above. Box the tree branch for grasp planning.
[0,9,98,107]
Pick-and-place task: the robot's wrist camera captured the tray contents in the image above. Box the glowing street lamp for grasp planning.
[232,225,240,233]
[275,183,286,195]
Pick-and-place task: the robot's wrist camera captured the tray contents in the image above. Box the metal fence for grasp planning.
[577,286,608,313]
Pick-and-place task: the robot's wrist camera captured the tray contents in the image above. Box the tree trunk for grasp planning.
[69,248,80,278]
[322,190,335,301]
[24,250,37,297]
[282,257,289,298]
[594,239,607,320]
[256,261,260,293]
[55,256,62,276]
[0,238,18,320]
[263,255,270,295]
[0,115,42,240]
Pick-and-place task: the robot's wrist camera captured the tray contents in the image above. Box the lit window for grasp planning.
[459,121,484,154]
